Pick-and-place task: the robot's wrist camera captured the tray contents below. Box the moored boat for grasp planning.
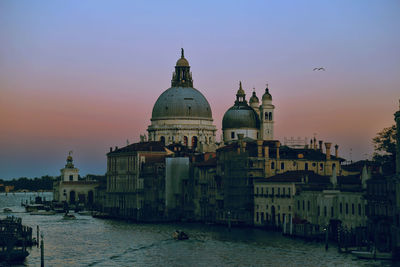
[0,216,32,263]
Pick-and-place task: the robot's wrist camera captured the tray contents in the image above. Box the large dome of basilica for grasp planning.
[147,49,216,152]
[151,87,212,121]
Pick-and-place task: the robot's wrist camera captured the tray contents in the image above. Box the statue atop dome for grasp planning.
[172,48,193,87]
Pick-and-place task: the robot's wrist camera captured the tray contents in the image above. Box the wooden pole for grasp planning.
[37,226,39,248]
[41,233,44,267]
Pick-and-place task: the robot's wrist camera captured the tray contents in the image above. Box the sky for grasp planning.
[0,0,399,179]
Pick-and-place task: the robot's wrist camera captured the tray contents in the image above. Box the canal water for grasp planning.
[0,192,394,266]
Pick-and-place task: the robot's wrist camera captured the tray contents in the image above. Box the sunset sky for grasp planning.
[0,1,399,179]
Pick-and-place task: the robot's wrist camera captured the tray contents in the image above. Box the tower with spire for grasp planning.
[260,85,275,140]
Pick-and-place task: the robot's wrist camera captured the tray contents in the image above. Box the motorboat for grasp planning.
[62,213,76,220]
[173,230,189,240]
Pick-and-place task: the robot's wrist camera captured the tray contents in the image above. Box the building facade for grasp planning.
[53,154,98,205]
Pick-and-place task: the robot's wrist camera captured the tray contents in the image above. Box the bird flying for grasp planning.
[313,67,325,71]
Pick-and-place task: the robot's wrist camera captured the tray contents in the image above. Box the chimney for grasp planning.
[110,147,112,152]
[325,142,332,160]
[318,140,323,152]
[276,141,280,160]
[115,146,118,150]
[257,140,263,158]
[313,137,317,150]
[264,146,269,159]
[335,144,339,158]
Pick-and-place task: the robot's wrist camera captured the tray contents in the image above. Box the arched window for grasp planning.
[160,136,165,144]
[192,136,198,148]
[209,137,212,144]
[271,162,275,169]
[183,136,188,146]
[269,112,272,121]
[264,112,268,121]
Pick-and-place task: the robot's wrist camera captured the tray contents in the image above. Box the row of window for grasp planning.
[255,212,291,224]
[255,187,291,197]
[269,162,336,172]
[297,200,365,217]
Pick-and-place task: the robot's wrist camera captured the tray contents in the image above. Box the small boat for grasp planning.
[351,249,392,260]
[3,208,12,213]
[63,213,76,220]
[173,230,189,240]
[25,204,46,212]
[30,211,56,216]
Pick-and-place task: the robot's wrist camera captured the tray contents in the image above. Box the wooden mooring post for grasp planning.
[37,225,39,247]
[41,233,44,267]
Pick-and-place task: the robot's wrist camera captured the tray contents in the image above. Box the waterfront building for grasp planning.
[53,154,98,205]
[364,102,400,256]
[254,171,305,228]
[147,49,217,152]
[192,156,217,223]
[104,141,168,221]
[294,173,367,230]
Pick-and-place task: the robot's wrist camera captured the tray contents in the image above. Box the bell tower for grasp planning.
[260,85,274,140]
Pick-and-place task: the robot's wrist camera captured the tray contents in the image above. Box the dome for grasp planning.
[222,104,260,129]
[176,57,189,67]
[262,87,272,101]
[249,91,259,104]
[151,87,213,120]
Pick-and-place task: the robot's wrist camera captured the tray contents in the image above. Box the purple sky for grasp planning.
[0,0,399,179]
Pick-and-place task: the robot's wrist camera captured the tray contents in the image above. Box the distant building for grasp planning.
[53,154,98,206]
[222,83,274,143]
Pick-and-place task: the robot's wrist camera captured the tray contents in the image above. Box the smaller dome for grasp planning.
[176,57,189,67]
[262,87,272,101]
[222,105,260,130]
[249,91,259,104]
[67,155,73,162]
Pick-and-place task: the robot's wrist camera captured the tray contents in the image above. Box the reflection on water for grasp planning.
[0,193,391,267]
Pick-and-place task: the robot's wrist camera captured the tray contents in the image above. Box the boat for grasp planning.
[173,230,189,240]
[0,216,33,263]
[25,204,46,212]
[351,249,392,260]
[3,208,12,213]
[63,213,76,220]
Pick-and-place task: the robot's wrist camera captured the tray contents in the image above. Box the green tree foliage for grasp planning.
[0,175,57,191]
[372,124,396,174]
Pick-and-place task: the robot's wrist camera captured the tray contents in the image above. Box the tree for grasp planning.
[372,124,396,174]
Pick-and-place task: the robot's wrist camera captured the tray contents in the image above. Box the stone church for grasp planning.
[147,49,217,152]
